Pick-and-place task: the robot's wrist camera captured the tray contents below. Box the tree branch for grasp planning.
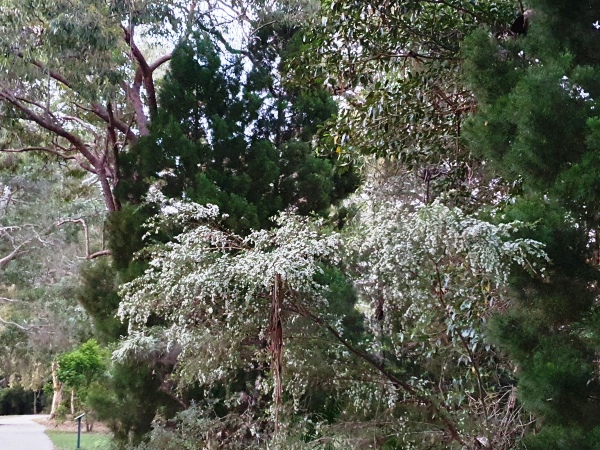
[16,53,75,90]
[121,24,158,117]
[0,90,98,165]
[87,103,138,144]
[0,90,119,210]
[149,54,173,72]
[0,316,29,331]
[0,244,27,269]
[88,250,111,259]
[56,218,110,259]
[0,147,77,160]
[121,76,149,136]
[289,303,467,447]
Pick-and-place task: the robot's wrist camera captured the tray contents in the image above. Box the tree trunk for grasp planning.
[86,414,94,432]
[70,389,75,415]
[33,390,37,415]
[49,361,62,419]
[97,167,118,212]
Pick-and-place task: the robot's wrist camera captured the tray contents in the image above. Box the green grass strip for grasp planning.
[45,429,111,450]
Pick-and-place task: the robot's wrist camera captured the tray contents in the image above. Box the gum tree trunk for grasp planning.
[49,361,63,419]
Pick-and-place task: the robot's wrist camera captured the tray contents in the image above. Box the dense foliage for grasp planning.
[118,190,545,448]
[2,0,600,449]
[463,0,600,446]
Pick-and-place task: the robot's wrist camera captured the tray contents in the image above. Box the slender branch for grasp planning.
[0,90,98,165]
[289,303,467,447]
[0,244,27,269]
[60,115,101,135]
[15,96,58,120]
[1,147,77,160]
[2,146,96,174]
[0,316,29,331]
[17,53,137,144]
[56,218,90,258]
[0,91,118,210]
[56,218,110,259]
[16,53,75,90]
[195,20,255,62]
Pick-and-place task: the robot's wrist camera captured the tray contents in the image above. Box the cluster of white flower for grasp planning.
[117,190,547,444]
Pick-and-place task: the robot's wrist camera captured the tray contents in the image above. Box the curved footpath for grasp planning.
[0,414,53,450]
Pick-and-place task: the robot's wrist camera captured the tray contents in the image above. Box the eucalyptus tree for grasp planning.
[0,0,278,212]
[0,153,102,414]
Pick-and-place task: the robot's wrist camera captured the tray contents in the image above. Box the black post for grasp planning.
[74,413,85,449]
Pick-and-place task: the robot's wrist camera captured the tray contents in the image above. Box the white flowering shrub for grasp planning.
[117,192,546,449]
[341,197,546,448]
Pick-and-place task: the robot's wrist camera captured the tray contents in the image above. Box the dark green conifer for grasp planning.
[80,26,358,447]
[463,0,600,445]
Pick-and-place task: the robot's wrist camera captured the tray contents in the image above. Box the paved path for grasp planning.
[0,415,53,450]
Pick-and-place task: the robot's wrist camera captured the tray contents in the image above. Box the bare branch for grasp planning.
[56,218,89,258]
[16,53,75,90]
[56,218,110,259]
[88,250,111,259]
[1,146,76,159]
[15,96,58,120]
[149,54,173,72]
[0,244,27,269]
[0,90,120,210]
[60,115,101,136]
[0,316,29,331]
[0,90,98,165]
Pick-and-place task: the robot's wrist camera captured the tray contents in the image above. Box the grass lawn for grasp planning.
[45,429,112,450]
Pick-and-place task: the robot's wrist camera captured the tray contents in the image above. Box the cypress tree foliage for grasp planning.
[463,0,600,445]
[116,30,357,236]
[83,26,357,448]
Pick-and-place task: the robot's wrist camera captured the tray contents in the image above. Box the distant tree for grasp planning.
[0,153,101,417]
[56,339,106,428]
